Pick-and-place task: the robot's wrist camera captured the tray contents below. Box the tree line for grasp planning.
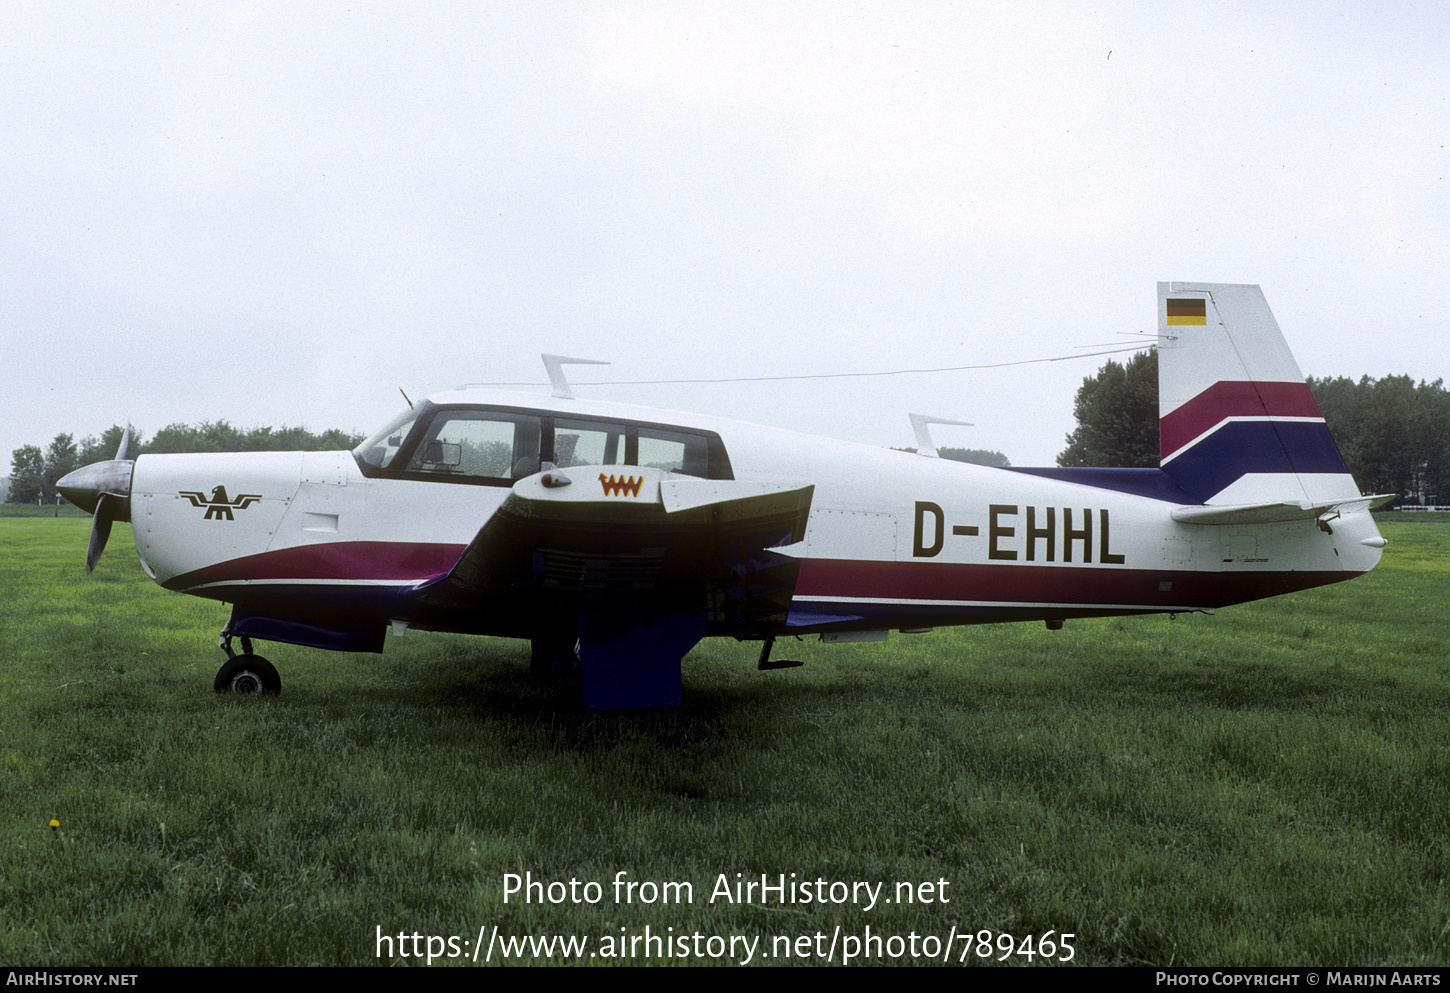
[1056,350,1450,504]
[6,422,365,504]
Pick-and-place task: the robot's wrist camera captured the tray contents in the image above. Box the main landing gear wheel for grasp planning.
[530,632,581,677]
[214,654,281,696]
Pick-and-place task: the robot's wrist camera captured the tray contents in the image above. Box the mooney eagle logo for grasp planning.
[179,486,262,521]
[598,473,644,497]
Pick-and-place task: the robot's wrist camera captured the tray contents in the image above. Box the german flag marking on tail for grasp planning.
[1166,298,1207,325]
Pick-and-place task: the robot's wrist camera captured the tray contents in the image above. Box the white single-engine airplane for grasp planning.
[59,283,1392,709]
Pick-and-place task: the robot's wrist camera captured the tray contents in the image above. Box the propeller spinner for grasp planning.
[56,427,133,573]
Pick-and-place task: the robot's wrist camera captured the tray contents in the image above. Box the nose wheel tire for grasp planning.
[214,654,281,696]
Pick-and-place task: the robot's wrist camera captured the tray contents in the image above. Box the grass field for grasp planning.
[1,514,1447,966]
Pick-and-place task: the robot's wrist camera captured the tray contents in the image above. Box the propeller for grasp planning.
[56,426,134,573]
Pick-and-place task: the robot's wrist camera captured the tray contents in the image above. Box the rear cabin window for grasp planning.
[552,418,628,469]
[544,419,715,479]
[638,428,705,475]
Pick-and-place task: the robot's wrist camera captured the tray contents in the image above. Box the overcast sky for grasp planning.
[3,1,1446,472]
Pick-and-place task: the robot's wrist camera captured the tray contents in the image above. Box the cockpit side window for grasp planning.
[407,411,542,480]
[354,404,543,484]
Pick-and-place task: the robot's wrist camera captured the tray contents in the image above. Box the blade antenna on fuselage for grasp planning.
[541,354,610,400]
[909,414,974,459]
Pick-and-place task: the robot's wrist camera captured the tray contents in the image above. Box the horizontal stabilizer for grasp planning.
[1171,493,1396,526]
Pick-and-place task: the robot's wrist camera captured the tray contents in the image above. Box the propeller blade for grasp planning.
[86,492,115,574]
[114,424,130,462]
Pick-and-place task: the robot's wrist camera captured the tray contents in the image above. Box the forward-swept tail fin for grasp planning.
[1156,282,1365,506]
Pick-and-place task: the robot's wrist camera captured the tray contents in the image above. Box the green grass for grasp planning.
[0,517,1447,966]
[0,503,89,518]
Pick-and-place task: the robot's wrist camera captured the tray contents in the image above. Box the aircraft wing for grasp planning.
[413,466,813,634]
[1170,493,1397,526]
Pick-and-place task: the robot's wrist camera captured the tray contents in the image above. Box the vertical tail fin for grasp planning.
[1156,282,1360,506]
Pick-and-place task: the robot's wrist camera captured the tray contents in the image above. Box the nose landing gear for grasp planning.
[216,630,281,696]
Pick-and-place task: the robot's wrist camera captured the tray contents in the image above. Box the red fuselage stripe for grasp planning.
[166,542,1355,613]
[795,558,1351,610]
[163,541,466,591]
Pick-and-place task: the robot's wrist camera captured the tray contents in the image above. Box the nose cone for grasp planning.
[57,460,134,520]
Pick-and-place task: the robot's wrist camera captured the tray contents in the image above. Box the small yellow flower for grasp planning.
[49,819,59,831]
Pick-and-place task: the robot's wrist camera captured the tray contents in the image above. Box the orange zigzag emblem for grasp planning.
[598,473,644,497]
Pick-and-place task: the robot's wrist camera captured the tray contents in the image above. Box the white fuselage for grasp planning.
[127,388,1383,641]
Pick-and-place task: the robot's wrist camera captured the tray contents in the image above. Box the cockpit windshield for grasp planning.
[354,407,421,471]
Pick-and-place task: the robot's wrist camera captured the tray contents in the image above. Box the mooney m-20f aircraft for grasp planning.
[60,283,1391,709]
